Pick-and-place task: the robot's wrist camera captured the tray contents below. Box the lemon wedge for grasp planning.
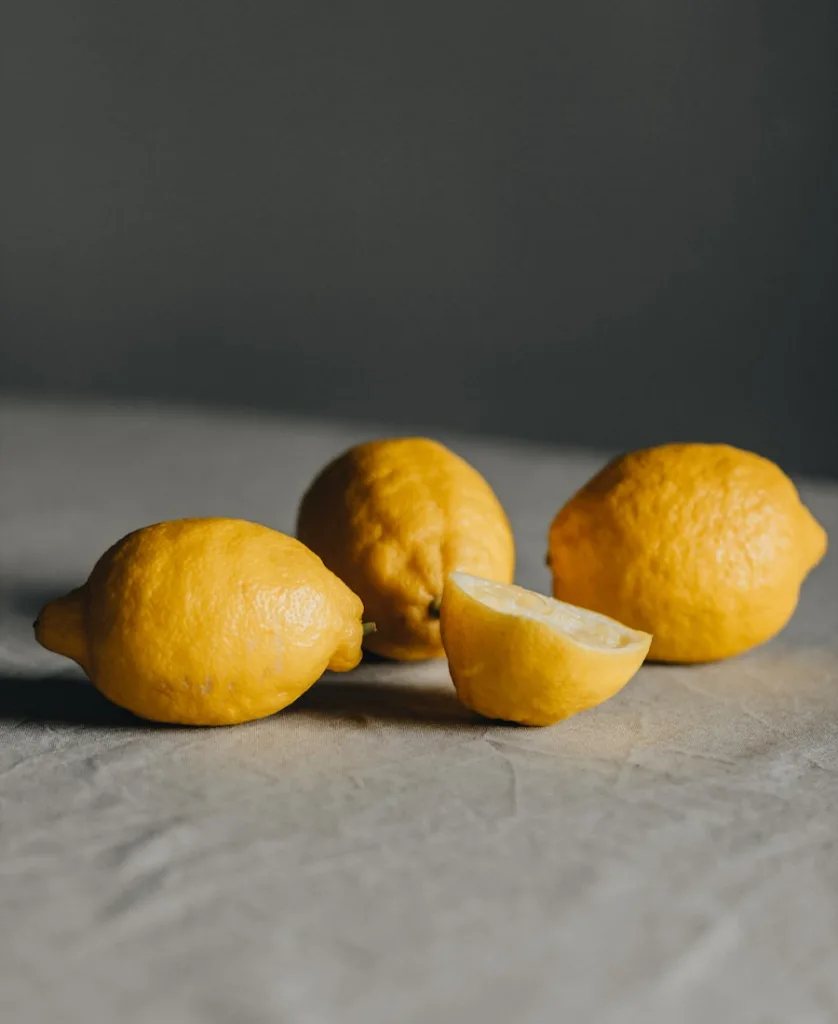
[440,572,652,726]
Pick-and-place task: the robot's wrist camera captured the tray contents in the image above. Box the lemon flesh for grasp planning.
[440,572,652,726]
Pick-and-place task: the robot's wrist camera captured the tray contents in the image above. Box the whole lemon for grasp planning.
[547,444,827,662]
[297,438,515,660]
[34,518,366,725]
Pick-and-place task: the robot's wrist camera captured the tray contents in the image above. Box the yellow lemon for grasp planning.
[440,572,651,725]
[297,438,514,660]
[34,518,367,725]
[548,444,827,663]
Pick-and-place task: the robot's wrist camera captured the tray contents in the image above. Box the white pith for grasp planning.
[448,572,647,652]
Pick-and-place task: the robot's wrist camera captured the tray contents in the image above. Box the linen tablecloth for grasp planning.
[2,399,837,1023]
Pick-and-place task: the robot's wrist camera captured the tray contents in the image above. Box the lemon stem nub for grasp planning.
[362,622,377,637]
[428,597,442,618]
[33,587,88,669]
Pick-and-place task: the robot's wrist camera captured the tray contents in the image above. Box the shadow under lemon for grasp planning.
[290,670,476,729]
[0,673,142,729]
[0,662,476,731]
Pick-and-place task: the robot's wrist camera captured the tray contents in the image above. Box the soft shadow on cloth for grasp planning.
[290,676,477,729]
[0,675,145,729]
[0,673,475,731]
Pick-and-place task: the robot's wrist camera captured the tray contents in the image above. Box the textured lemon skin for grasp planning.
[440,576,651,726]
[35,518,364,725]
[297,438,515,660]
[548,444,828,663]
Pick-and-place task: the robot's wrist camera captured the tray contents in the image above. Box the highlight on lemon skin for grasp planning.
[34,517,368,726]
[440,572,652,727]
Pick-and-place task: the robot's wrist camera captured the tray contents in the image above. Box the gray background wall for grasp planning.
[2,1,836,475]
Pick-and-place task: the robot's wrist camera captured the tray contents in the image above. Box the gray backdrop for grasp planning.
[2,1,836,475]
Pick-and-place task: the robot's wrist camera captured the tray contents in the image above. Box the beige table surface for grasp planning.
[2,399,837,1024]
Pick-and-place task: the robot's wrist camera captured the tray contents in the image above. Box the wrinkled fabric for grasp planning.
[2,400,837,1024]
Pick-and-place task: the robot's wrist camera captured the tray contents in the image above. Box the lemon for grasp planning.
[548,444,827,662]
[34,518,367,725]
[297,438,514,661]
[440,572,651,726]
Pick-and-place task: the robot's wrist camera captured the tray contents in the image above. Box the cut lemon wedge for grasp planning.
[440,572,652,726]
